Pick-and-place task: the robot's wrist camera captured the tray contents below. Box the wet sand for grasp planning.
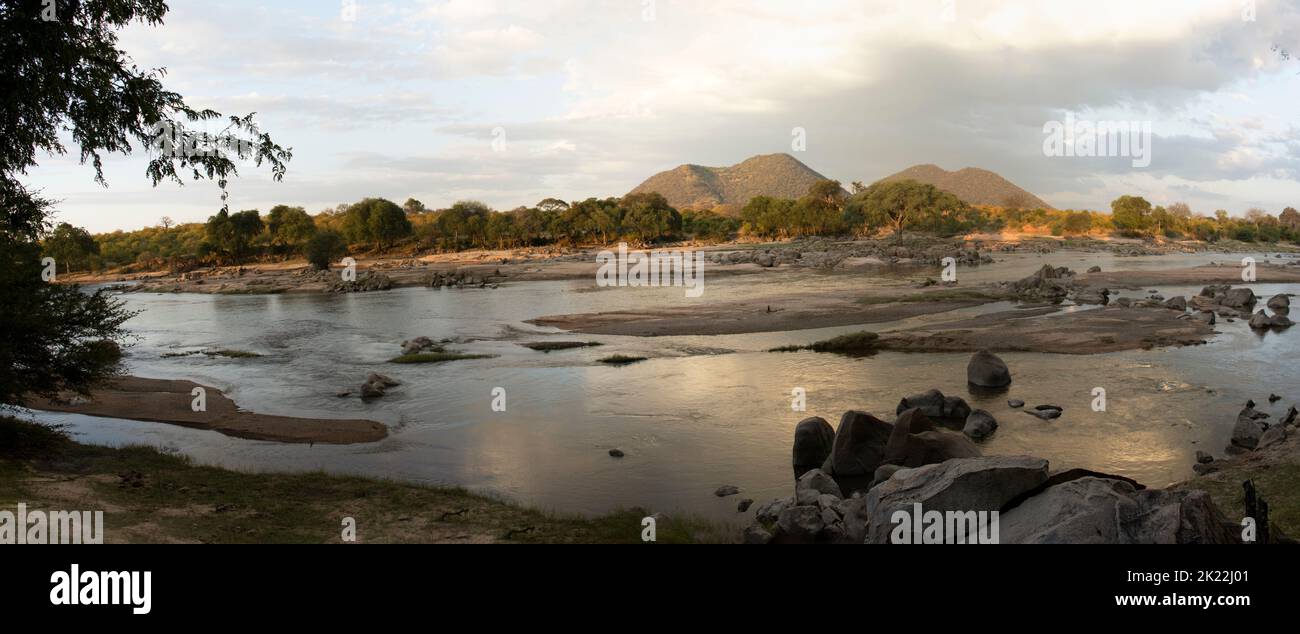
[30,376,387,444]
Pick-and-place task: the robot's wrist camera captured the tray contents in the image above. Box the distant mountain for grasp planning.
[628,153,832,211]
[875,164,1054,210]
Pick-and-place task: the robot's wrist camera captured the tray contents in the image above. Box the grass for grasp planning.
[522,341,604,352]
[856,288,1002,306]
[389,352,495,364]
[1181,463,1300,540]
[0,416,731,544]
[597,355,648,365]
[770,331,881,355]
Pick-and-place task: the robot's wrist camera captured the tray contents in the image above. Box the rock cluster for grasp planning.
[360,373,400,400]
[422,270,500,289]
[1002,265,1077,302]
[329,272,394,293]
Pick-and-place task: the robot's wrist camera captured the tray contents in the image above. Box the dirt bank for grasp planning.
[877,305,1216,354]
[29,376,387,444]
[1081,263,1300,289]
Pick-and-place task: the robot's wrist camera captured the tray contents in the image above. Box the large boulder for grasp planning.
[1001,477,1239,544]
[884,408,981,468]
[1222,287,1256,309]
[776,506,824,541]
[825,411,894,479]
[863,456,1050,544]
[967,349,1012,388]
[1268,294,1290,311]
[792,417,835,480]
[895,389,971,423]
[795,468,842,504]
[1163,296,1188,311]
[963,409,998,440]
[1231,409,1267,450]
[1248,311,1273,330]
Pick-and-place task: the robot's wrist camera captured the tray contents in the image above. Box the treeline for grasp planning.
[42,180,1300,274]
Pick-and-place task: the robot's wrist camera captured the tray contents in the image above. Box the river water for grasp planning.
[27,249,1300,525]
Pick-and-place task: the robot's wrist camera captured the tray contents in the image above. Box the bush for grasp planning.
[303,230,347,270]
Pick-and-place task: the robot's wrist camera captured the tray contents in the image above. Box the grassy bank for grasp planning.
[0,416,731,544]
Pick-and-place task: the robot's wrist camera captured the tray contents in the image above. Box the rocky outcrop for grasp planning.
[330,272,394,293]
[895,389,972,425]
[862,456,1049,543]
[1267,294,1290,311]
[883,409,981,468]
[1000,477,1239,544]
[792,416,835,480]
[1003,265,1077,302]
[967,349,1012,388]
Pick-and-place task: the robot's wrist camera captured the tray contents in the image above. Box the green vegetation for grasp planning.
[522,341,605,352]
[769,331,881,355]
[2,2,289,409]
[597,355,649,365]
[0,416,728,544]
[388,352,495,364]
[1182,463,1300,540]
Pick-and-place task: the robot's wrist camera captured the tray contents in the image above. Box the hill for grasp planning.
[628,154,832,211]
[875,164,1054,209]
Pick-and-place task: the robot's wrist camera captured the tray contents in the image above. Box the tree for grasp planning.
[159,216,174,229]
[365,199,412,249]
[403,198,427,215]
[1280,207,1300,231]
[850,180,960,241]
[1110,195,1154,236]
[42,223,100,274]
[205,209,263,261]
[1,2,288,407]
[619,192,681,243]
[267,205,316,251]
[303,230,348,271]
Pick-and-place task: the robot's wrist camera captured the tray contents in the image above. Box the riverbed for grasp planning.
[28,249,1300,525]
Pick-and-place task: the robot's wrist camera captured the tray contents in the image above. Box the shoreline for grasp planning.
[28,376,387,445]
[59,234,1292,297]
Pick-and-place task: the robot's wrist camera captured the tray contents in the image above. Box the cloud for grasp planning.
[31,0,1300,231]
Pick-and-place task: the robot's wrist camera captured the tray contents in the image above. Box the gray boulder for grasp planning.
[826,410,894,478]
[792,416,835,480]
[863,456,1050,544]
[754,497,794,524]
[963,409,998,440]
[967,349,1012,388]
[1231,411,1266,450]
[895,389,971,422]
[796,468,842,503]
[1197,311,1216,325]
[1163,296,1188,311]
[1222,287,1256,309]
[884,408,981,468]
[1250,310,1275,330]
[776,505,824,541]
[1258,426,1288,450]
[1001,477,1238,544]
[1267,294,1290,311]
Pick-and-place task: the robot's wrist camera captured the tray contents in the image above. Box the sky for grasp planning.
[22,0,1300,233]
